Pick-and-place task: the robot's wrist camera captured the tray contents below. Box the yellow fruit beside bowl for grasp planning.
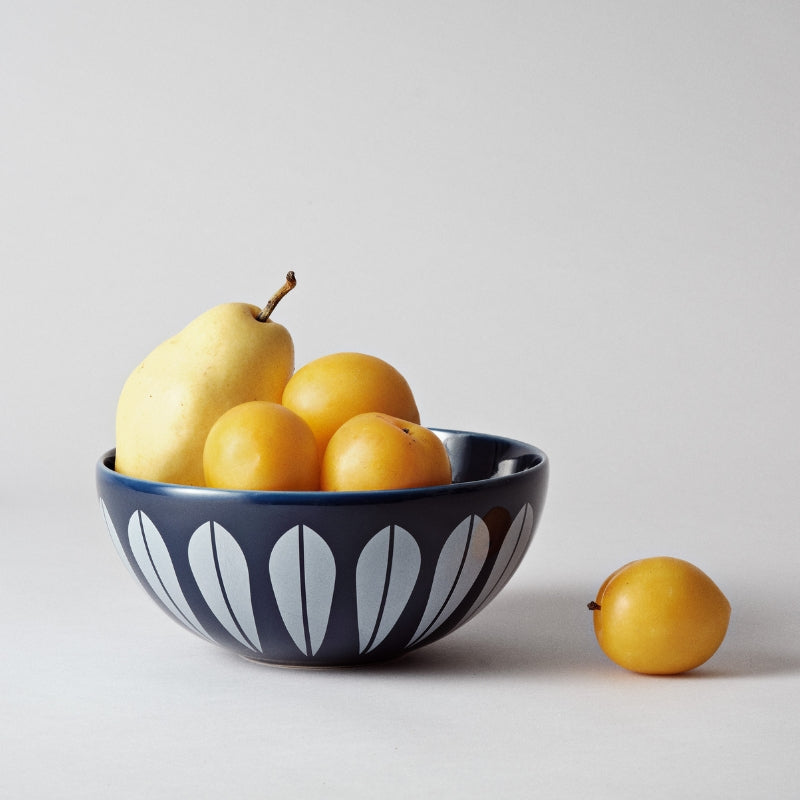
[589,556,731,675]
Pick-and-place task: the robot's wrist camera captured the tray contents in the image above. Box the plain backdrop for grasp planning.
[2,2,798,798]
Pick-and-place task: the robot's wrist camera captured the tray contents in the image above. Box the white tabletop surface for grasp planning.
[2,3,799,797]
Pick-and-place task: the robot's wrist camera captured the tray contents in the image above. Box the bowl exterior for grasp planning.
[97,433,548,666]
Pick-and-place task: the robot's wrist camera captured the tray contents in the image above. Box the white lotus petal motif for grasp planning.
[460,503,534,625]
[100,499,136,578]
[269,525,335,656]
[188,521,261,653]
[407,515,490,648]
[127,510,212,641]
[357,525,421,654]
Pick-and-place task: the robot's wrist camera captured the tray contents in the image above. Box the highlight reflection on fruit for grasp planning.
[589,556,731,675]
[321,412,452,492]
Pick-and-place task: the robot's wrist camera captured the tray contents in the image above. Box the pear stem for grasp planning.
[257,271,297,322]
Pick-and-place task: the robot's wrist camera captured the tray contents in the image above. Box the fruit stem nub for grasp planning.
[257,271,297,322]
[587,601,601,611]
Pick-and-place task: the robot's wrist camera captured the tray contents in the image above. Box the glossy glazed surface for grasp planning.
[97,429,548,666]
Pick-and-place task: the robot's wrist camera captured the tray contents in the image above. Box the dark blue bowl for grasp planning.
[96,429,548,666]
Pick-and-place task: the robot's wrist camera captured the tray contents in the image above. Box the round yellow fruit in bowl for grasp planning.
[203,400,319,491]
[282,352,420,459]
[321,412,452,492]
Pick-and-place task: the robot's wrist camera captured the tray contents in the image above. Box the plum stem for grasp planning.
[587,601,601,611]
[258,271,297,322]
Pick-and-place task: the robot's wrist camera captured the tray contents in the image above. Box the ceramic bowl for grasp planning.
[96,429,548,667]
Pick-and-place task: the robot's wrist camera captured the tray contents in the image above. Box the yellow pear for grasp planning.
[115,273,297,486]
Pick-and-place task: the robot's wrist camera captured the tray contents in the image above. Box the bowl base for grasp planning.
[238,651,412,670]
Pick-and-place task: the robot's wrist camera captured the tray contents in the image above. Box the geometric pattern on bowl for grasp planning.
[97,429,549,666]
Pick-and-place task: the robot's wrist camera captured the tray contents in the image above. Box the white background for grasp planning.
[2,2,798,797]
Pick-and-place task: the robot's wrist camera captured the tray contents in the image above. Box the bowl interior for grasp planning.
[99,428,546,500]
[439,430,545,484]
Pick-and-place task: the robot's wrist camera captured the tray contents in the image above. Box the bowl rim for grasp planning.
[97,427,548,506]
